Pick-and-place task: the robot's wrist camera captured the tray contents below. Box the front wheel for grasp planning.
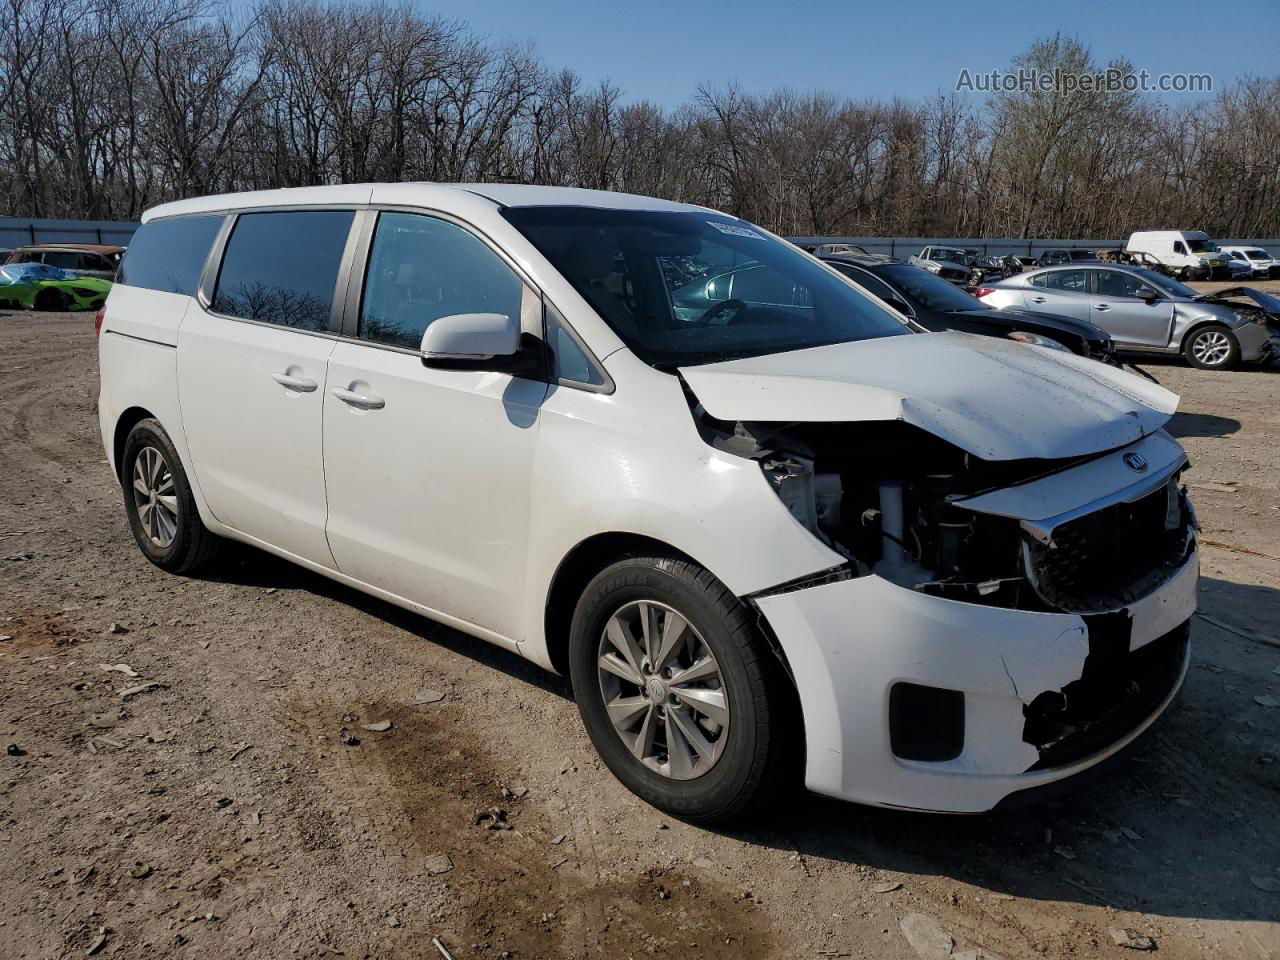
[568,555,796,824]
[1183,324,1240,370]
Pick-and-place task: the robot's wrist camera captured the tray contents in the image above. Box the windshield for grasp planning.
[0,262,67,282]
[1187,237,1219,253]
[1135,268,1197,298]
[503,207,909,367]
[1244,249,1268,260]
[1068,250,1097,261]
[931,247,968,264]
[879,263,982,312]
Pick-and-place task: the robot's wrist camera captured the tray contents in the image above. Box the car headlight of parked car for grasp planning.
[1007,331,1071,352]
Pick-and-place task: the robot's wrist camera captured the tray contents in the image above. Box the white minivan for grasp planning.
[98,184,1198,822]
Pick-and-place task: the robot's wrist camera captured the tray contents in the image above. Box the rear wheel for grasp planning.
[1184,324,1240,370]
[121,419,221,573]
[568,555,796,824]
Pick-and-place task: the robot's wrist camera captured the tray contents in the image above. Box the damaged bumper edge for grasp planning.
[1237,321,1279,362]
[753,552,1197,813]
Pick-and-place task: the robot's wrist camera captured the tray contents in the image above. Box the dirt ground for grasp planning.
[2,295,1278,960]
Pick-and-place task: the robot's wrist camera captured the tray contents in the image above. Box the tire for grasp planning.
[34,288,68,311]
[121,418,221,574]
[568,555,796,824]
[1183,323,1240,370]
[1177,267,1193,282]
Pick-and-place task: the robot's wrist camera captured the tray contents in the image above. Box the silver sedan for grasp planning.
[976,264,1279,370]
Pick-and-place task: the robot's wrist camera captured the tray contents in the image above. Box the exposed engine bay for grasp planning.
[1193,286,1280,330]
[693,409,1196,617]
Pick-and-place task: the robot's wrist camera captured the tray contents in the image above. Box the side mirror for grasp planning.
[420,312,520,367]
[1137,289,1161,303]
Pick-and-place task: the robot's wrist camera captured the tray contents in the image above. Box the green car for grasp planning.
[0,262,113,311]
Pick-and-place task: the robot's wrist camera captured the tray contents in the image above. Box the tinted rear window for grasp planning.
[212,211,353,332]
[118,216,222,294]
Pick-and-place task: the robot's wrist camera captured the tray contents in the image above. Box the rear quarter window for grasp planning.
[118,216,223,295]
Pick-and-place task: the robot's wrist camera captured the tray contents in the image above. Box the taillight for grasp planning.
[94,305,106,336]
[973,286,996,299]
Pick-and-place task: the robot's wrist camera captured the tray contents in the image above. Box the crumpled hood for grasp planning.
[1193,286,1280,318]
[679,332,1179,461]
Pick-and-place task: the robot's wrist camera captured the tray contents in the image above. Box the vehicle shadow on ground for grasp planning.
[205,543,573,701]
[204,546,1279,927]
[1166,410,1242,439]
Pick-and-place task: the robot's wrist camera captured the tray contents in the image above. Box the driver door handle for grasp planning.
[1029,295,1047,303]
[271,371,317,392]
[331,386,385,410]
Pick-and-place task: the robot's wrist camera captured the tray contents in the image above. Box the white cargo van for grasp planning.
[1124,230,1229,281]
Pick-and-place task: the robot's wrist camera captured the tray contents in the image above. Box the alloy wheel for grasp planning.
[596,599,730,780]
[131,446,179,548]
[1191,330,1231,366]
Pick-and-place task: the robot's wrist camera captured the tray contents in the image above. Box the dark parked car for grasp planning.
[822,254,1117,363]
[1037,248,1102,266]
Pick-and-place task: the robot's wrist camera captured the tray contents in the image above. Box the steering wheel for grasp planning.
[698,298,748,326]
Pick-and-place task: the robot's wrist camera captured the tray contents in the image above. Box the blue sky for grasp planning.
[413,0,1279,105]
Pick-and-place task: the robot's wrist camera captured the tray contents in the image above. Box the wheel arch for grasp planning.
[1177,316,1238,358]
[542,532,698,677]
[112,406,158,481]
[1178,315,1231,344]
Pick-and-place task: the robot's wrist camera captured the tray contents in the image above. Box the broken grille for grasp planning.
[1023,478,1193,614]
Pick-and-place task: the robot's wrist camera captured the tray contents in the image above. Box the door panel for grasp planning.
[1087,270,1176,348]
[323,344,547,639]
[178,311,336,563]
[1022,270,1090,320]
[176,208,357,565]
[321,209,548,642]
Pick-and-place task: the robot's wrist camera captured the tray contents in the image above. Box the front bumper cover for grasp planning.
[754,550,1197,813]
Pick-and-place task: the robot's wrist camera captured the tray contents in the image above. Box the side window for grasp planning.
[359,212,524,350]
[546,302,606,387]
[44,251,79,270]
[1095,270,1149,298]
[118,216,223,295]
[1041,270,1086,292]
[1173,241,1187,255]
[213,211,354,331]
[840,268,900,304]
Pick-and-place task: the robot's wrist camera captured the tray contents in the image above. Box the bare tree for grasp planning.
[1,8,1277,240]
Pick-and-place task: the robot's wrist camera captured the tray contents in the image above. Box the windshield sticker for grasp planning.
[706,220,765,240]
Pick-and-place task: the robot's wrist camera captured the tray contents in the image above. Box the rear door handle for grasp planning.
[1029,296,1047,303]
[331,386,386,410]
[271,371,317,392]
[1093,304,1110,312]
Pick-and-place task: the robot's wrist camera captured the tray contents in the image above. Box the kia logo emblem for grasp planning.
[1123,452,1148,472]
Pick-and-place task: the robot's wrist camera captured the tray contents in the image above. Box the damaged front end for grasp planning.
[691,398,1197,802]
[699,412,1195,616]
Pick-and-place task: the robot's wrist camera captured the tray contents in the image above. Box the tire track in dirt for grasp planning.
[283,695,775,959]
